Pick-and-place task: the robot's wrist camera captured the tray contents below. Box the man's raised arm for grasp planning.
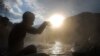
[27,22,47,34]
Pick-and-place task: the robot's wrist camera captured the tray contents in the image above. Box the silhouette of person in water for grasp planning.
[8,11,47,56]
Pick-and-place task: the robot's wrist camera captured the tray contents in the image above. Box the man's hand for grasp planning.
[45,21,51,26]
[27,21,48,34]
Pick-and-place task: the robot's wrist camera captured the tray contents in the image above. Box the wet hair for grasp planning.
[23,11,35,22]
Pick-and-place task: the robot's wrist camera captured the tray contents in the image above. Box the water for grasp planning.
[36,41,72,56]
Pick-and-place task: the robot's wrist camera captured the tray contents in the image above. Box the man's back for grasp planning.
[8,23,27,55]
[8,11,48,56]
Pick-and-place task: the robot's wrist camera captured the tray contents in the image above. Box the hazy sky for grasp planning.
[1,0,100,25]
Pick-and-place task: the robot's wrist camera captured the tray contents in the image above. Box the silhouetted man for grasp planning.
[8,11,47,56]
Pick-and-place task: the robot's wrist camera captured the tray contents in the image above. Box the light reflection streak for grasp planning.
[51,41,62,54]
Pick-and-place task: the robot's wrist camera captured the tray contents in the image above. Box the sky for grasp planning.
[0,0,100,25]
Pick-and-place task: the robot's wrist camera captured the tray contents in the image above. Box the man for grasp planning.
[8,11,48,56]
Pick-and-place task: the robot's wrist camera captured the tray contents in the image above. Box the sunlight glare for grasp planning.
[48,14,65,28]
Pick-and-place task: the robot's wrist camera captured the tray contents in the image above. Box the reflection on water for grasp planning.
[37,41,72,56]
[51,41,63,55]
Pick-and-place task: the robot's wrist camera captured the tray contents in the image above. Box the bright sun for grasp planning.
[48,14,65,28]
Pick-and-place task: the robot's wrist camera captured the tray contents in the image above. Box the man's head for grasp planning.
[22,11,35,26]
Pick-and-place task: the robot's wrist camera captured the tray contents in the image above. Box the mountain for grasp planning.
[63,12,100,53]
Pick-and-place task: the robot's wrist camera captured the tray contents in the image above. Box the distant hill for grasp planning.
[63,12,100,52]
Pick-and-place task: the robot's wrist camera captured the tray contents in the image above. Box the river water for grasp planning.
[36,41,72,56]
